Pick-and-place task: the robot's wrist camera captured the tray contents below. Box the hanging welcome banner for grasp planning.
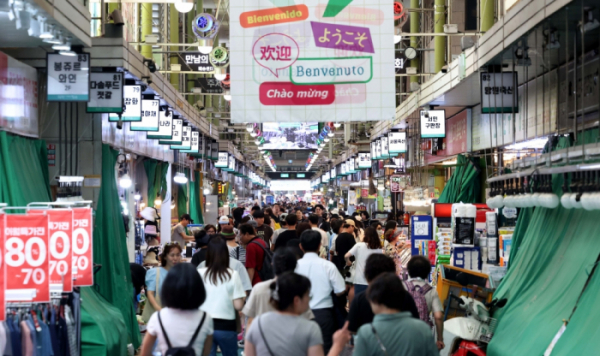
[230,0,395,123]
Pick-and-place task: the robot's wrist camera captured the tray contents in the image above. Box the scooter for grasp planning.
[440,294,507,356]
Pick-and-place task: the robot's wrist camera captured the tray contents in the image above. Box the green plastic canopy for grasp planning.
[0,131,51,205]
[94,145,141,349]
[144,160,169,208]
[80,287,129,355]
[189,170,204,224]
[437,154,481,204]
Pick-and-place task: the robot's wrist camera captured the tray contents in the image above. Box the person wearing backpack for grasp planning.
[141,263,213,356]
[240,223,274,286]
[404,255,445,350]
[198,236,246,356]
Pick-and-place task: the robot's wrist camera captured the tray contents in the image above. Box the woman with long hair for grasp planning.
[265,208,277,229]
[144,243,182,318]
[198,235,246,356]
[345,227,384,296]
[244,272,351,356]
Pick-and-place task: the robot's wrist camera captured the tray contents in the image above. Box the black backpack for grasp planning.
[158,311,207,356]
[250,240,275,280]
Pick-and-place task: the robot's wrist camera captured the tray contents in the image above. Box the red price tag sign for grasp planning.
[48,210,74,292]
[4,213,50,303]
[72,208,93,286]
[0,212,5,321]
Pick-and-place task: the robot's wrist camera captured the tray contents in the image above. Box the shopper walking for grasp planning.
[309,214,329,257]
[347,254,419,333]
[271,215,287,248]
[143,243,182,320]
[198,236,246,356]
[345,227,384,296]
[244,272,326,356]
[296,230,346,354]
[253,211,274,249]
[405,256,445,350]
[385,228,409,278]
[221,225,239,257]
[242,248,314,329]
[204,224,217,235]
[273,214,299,251]
[141,263,213,356]
[191,230,211,267]
[239,223,268,286]
[354,273,439,356]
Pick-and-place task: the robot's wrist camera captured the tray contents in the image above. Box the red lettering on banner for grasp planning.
[4,213,50,303]
[72,208,93,286]
[259,82,335,105]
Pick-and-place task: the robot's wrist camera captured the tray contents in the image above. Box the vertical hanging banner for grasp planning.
[230,0,395,123]
[47,53,90,101]
[0,211,5,321]
[72,208,93,287]
[48,210,74,292]
[4,213,50,303]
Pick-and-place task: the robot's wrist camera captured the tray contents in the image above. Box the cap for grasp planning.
[218,216,230,224]
[331,208,339,215]
[221,225,235,237]
[247,220,258,228]
[280,213,288,220]
[345,219,356,227]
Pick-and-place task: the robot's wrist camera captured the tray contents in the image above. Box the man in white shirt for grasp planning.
[308,214,329,255]
[296,230,346,354]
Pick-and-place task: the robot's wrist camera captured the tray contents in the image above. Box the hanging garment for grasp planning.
[64,307,78,356]
[9,319,22,356]
[38,322,53,356]
[47,310,59,356]
[3,321,14,356]
[57,317,69,356]
[19,321,33,356]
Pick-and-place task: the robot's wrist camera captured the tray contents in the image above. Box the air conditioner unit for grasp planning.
[444,24,458,34]
[145,34,159,44]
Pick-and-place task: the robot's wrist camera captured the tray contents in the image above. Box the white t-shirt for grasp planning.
[198,267,246,320]
[347,242,384,285]
[147,308,213,355]
[312,227,329,248]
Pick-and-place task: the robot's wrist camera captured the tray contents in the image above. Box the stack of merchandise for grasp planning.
[437,228,452,265]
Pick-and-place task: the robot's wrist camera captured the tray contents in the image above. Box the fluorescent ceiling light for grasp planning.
[174,0,194,13]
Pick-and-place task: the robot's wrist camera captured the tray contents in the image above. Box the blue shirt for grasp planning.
[145,267,168,293]
[354,312,438,356]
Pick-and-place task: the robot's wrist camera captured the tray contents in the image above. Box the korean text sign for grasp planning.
[72,208,93,287]
[230,0,395,123]
[4,213,50,302]
[47,53,90,102]
[87,72,124,113]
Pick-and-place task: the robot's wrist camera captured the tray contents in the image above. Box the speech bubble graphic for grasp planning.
[252,33,300,78]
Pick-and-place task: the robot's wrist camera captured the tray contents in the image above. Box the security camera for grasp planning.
[116,119,123,130]
[108,9,124,25]
[143,59,157,73]
[441,65,448,73]
[423,110,430,118]
[141,76,153,85]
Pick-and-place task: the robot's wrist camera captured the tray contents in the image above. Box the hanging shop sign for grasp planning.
[331,167,337,179]
[341,162,347,175]
[171,125,192,150]
[211,141,219,160]
[380,136,390,158]
[323,172,330,182]
[47,53,90,102]
[4,213,50,303]
[395,53,407,74]
[389,132,407,153]
[159,118,183,145]
[182,52,215,72]
[109,85,142,122]
[390,175,402,193]
[376,139,382,159]
[182,131,200,154]
[420,109,446,138]
[147,110,173,139]
[230,0,395,123]
[445,110,468,155]
[227,155,236,172]
[131,99,160,131]
[196,77,224,94]
[72,208,93,286]
[348,158,357,173]
[358,153,371,169]
[371,141,377,160]
[87,72,124,113]
[216,152,229,168]
[0,51,39,138]
[480,72,518,113]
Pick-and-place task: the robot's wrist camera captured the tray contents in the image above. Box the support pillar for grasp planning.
[434,0,446,73]
[410,0,420,83]
[170,5,180,88]
[140,3,153,59]
[480,0,494,32]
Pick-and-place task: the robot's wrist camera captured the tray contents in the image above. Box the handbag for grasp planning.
[371,325,390,356]
[142,267,161,323]
[258,317,275,356]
